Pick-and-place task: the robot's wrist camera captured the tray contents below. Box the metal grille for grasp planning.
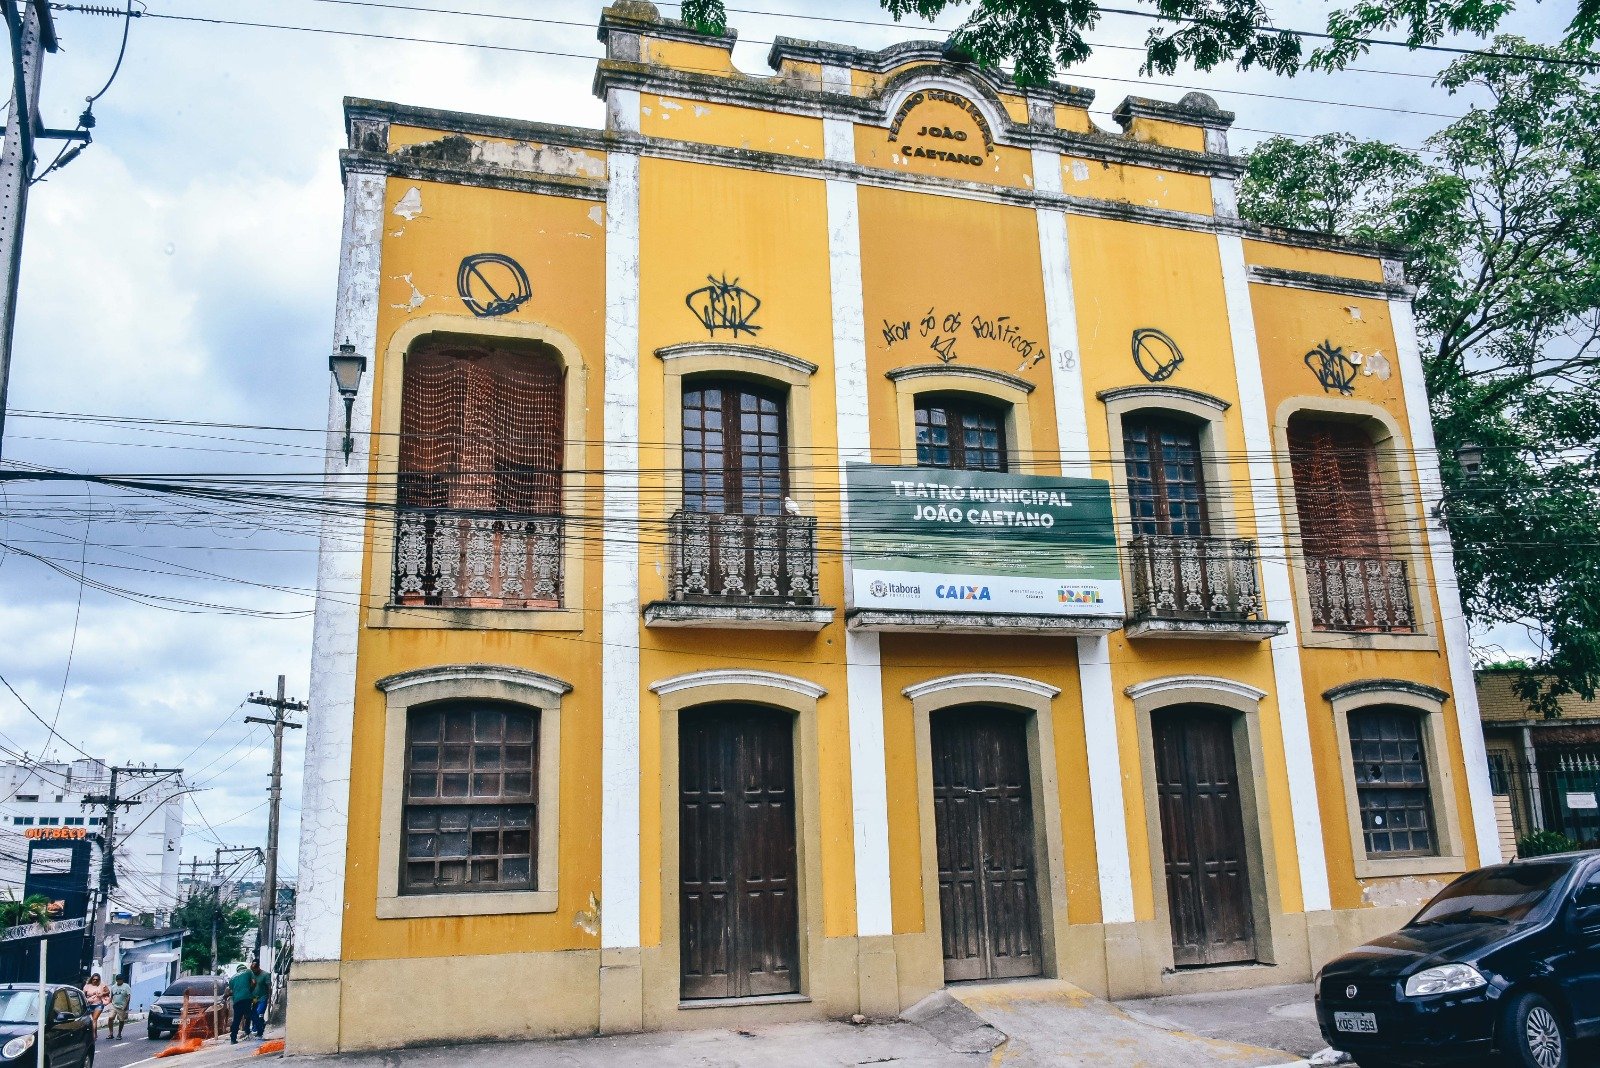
[402,705,537,894]
[1126,535,1265,621]
[1123,416,1206,537]
[667,509,818,604]
[1348,708,1435,857]
[915,394,1008,471]
[1305,555,1414,631]
[392,512,563,608]
[683,379,788,515]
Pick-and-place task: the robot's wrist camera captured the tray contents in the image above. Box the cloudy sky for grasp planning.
[0,0,1577,913]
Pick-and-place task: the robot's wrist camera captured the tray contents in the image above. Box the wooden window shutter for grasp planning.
[1287,418,1389,560]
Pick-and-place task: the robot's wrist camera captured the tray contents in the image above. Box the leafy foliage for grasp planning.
[677,0,1595,81]
[172,896,256,976]
[1517,829,1578,857]
[0,893,52,930]
[1241,38,1600,718]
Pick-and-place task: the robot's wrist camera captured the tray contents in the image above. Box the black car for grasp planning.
[0,984,94,1068]
[146,977,226,1040]
[1317,850,1600,1067]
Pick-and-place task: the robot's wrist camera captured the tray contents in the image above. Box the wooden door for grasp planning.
[679,706,800,1000]
[931,707,1043,982]
[1153,708,1257,967]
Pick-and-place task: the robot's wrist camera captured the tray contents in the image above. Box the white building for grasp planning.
[0,760,186,924]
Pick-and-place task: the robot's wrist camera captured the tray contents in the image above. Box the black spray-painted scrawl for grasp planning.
[1131,328,1184,382]
[1305,339,1361,395]
[686,274,762,337]
[457,253,532,317]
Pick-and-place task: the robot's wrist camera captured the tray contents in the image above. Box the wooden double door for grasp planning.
[931,707,1044,982]
[679,705,801,1000]
[1153,707,1258,967]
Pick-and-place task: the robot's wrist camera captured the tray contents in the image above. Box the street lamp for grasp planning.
[1455,442,1484,480]
[328,340,366,464]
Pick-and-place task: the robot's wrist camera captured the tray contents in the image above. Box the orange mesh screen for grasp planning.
[1287,417,1389,559]
[398,338,564,515]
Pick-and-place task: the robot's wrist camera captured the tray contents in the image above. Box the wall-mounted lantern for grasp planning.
[1455,442,1484,480]
[328,340,367,464]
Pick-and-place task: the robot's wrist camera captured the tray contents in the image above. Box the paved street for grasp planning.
[1117,982,1326,1059]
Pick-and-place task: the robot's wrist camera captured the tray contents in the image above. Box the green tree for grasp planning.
[1239,38,1600,717]
[677,0,1596,83]
[0,893,52,930]
[172,896,256,975]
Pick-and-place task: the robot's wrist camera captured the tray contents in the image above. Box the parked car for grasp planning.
[0,984,94,1068]
[1317,850,1600,1067]
[145,977,227,1041]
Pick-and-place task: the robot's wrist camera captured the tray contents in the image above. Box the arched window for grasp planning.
[1346,705,1435,857]
[681,378,788,516]
[1122,413,1207,537]
[398,338,565,516]
[915,393,1008,471]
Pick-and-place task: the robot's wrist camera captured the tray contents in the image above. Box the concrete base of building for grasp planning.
[285,905,1424,1053]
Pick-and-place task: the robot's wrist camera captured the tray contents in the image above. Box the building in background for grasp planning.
[0,759,186,924]
[1478,669,1600,856]
[290,2,1497,1051]
[101,923,184,1009]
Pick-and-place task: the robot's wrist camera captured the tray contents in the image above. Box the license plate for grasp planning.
[1334,1011,1378,1034]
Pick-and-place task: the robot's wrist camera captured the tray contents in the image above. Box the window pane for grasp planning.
[1348,708,1435,857]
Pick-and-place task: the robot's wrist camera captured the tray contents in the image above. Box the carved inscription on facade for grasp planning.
[887,89,996,167]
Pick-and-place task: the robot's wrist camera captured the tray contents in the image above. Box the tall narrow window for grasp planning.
[1122,415,1207,537]
[1347,707,1435,857]
[1287,416,1413,631]
[915,394,1008,471]
[402,704,538,894]
[682,379,788,515]
[392,337,566,607]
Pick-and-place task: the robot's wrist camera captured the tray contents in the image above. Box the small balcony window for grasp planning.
[915,393,1008,472]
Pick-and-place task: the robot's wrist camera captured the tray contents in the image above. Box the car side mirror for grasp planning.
[50,1011,75,1025]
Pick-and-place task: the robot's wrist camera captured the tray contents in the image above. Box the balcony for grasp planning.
[393,510,563,609]
[1125,534,1287,641]
[1307,555,1415,632]
[643,509,835,631]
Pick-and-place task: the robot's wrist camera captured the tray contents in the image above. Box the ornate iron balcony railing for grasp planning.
[1127,535,1265,622]
[1306,555,1414,632]
[393,510,563,608]
[666,509,818,605]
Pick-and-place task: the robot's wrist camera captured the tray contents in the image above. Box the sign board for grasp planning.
[0,917,86,944]
[23,828,85,841]
[844,463,1123,615]
[1567,791,1598,810]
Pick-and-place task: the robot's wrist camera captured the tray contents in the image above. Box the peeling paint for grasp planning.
[1361,875,1445,908]
[390,272,425,311]
[693,105,710,117]
[1071,161,1091,182]
[1346,304,1363,320]
[658,97,682,111]
[587,205,603,226]
[392,186,423,220]
[572,890,601,937]
[393,134,606,179]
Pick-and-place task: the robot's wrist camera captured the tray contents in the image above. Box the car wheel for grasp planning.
[1502,992,1568,1068]
[146,1025,161,1041]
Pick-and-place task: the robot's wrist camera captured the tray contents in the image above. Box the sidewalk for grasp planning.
[1116,983,1326,1059]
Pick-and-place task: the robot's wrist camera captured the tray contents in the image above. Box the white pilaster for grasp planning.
[1217,232,1332,912]
[1034,146,1135,924]
[1390,293,1501,864]
[295,167,384,964]
[601,89,644,949]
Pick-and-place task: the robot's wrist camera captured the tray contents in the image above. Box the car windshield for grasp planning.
[0,990,41,1024]
[1410,862,1571,927]
[162,979,223,998]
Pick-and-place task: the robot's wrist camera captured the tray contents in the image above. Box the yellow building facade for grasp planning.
[289,2,1499,1051]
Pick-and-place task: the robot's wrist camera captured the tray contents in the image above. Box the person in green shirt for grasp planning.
[248,964,271,1038]
[107,975,131,1040]
[227,965,256,1043]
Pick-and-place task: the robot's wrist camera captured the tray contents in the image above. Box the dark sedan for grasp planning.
[0,985,94,1068]
[1317,850,1600,1067]
[145,978,226,1041]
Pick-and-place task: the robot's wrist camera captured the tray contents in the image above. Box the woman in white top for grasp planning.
[81,974,110,1032]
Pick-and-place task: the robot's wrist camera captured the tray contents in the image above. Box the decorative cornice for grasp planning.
[1113,93,1235,131]
[648,669,827,700]
[1323,678,1450,706]
[886,364,1035,395]
[375,664,574,698]
[1124,674,1267,703]
[656,342,818,377]
[1246,264,1415,301]
[597,2,737,48]
[1096,384,1230,412]
[902,672,1062,702]
[338,150,608,202]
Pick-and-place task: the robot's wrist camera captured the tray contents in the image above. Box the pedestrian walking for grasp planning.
[107,974,131,1040]
[248,962,270,1038]
[81,973,109,1033]
[227,964,255,1044]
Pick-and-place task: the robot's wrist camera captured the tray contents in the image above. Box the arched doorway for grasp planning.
[930,705,1043,981]
[1152,705,1257,966]
[678,703,800,999]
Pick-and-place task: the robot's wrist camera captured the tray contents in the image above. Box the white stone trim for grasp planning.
[827,173,894,940]
[648,669,827,701]
[655,342,817,377]
[1218,233,1332,912]
[294,168,384,965]
[901,673,1061,702]
[1390,292,1501,864]
[601,107,643,951]
[376,664,574,699]
[1124,675,1269,704]
[1077,637,1134,924]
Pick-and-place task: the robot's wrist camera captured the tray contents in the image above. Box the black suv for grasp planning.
[146,977,227,1040]
[1317,850,1600,1067]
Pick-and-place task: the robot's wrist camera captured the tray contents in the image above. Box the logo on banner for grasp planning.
[1058,586,1104,605]
[936,584,991,601]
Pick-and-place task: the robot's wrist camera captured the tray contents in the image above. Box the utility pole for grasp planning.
[0,0,59,460]
[245,676,304,971]
[207,845,256,973]
[82,764,182,973]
